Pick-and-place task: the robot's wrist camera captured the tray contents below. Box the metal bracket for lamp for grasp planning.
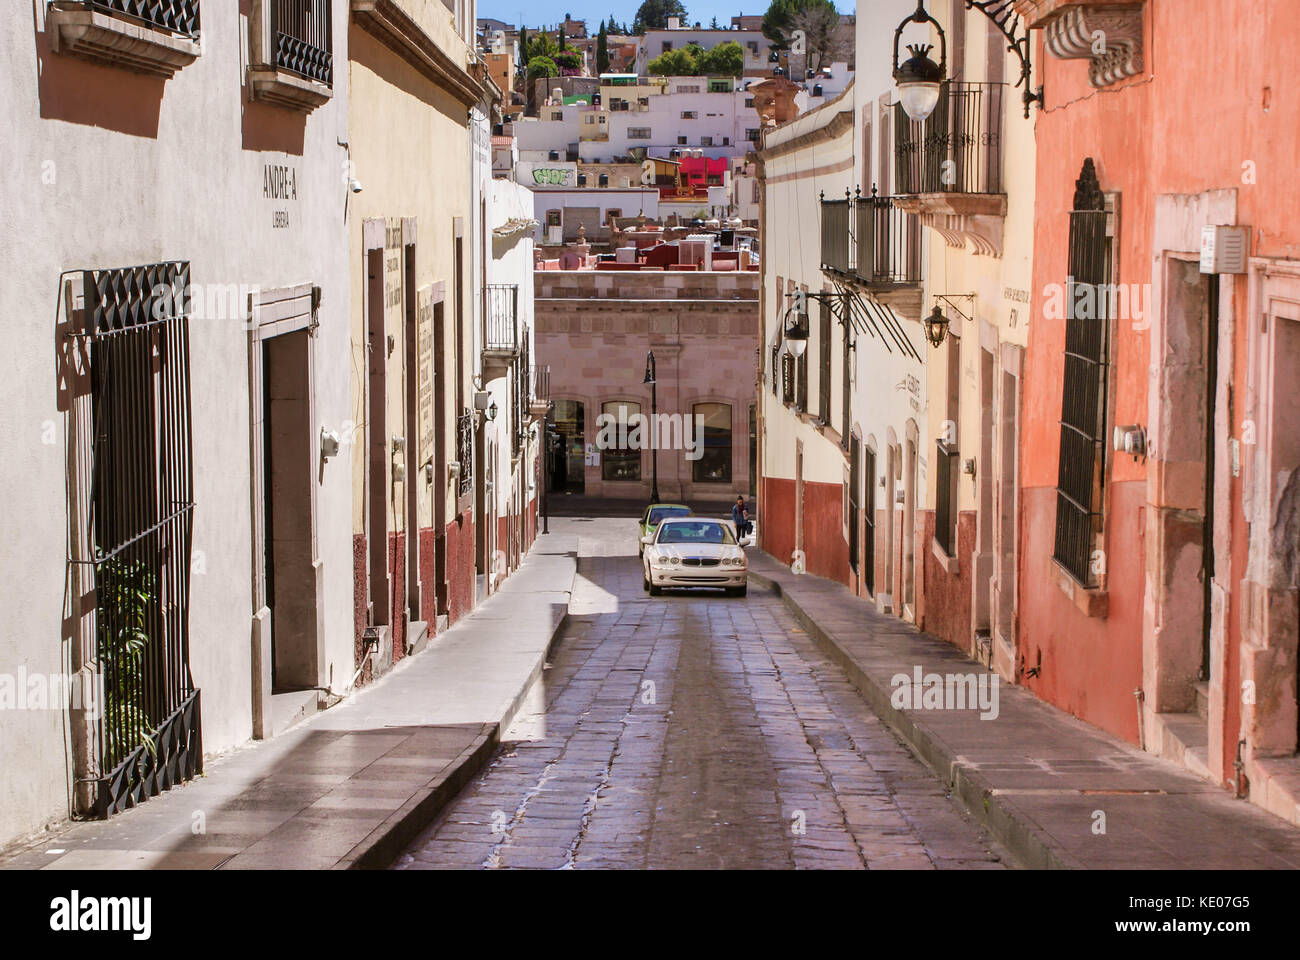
[783,288,922,363]
[964,1,1044,118]
[934,294,976,324]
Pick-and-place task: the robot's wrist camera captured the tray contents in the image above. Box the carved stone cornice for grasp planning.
[1014,1,1144,88]
[893,193,1008,258]
[351,0,487,107]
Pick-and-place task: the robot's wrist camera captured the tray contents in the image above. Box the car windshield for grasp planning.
[656,521,736,545]
[647,506,692,525]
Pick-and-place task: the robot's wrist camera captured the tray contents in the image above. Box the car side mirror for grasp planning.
[640,535,654,545]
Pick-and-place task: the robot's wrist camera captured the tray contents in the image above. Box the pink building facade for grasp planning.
[535,269,759,502]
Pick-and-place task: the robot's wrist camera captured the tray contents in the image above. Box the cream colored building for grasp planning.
[895,0,1036,678]
[0,1,353,843]
[346,0,492,678]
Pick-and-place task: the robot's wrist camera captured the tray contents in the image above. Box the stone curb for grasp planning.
[748,568,1082,870]
[335,573,574,870]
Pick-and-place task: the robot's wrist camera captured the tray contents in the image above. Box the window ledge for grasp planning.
[49,7,201,78]
[931,537,959,575]
[247,66,333,113]
[1051,559,1109,618]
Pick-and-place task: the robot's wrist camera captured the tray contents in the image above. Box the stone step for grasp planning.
[270,687,319,738]
[1194,681,1210,721]
[1158,711,1212,781]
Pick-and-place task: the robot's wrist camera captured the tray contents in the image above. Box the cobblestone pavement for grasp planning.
[394,518,1011,870]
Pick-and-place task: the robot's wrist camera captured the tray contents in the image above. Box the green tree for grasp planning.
[709,15,719,28]
[596,24,610,73]
[529,29,558,60]
[697,40,744,76]
[526,55,559,114]
[633,0,688,34]
[647,46,698,75]
[762,0,838,72]
[517,25,529,75]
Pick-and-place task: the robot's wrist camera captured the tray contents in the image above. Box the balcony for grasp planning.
[820,188,923,320]
[48,0,202,77]
[483,283,518,375]
[891,82,1008,257]
[528,364,552,420]
[248,0,333,113]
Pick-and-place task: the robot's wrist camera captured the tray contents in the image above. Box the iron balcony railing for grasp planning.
[87,0,201,37]
[530,363,551,404]
[819,194,851,275]
[853,188,921,284]
[485,284,519,352]
[894,81,1005,196]
[272,0,333,86]
[820,188,921,285]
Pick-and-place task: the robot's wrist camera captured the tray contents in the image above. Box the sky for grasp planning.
[478,1,846,32]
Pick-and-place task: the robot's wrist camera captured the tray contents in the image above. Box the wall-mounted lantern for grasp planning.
[924,305,950,348]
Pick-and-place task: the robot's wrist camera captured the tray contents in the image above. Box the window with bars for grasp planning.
[818,298,832,421]
[270,0,334,86]
[75,262,201,817]
[935,441,959,556]
[1053,159,1113,586]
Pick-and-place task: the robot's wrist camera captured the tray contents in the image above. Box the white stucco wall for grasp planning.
[0,3,354,846]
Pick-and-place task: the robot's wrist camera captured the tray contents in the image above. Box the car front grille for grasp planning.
[682,557,720,567]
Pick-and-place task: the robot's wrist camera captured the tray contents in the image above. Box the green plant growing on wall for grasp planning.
[96,557,158,766]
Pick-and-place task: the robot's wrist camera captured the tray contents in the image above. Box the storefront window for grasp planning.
[693,402,732,484]
[602,400,641,481]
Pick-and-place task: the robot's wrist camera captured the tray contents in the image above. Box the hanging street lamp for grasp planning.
[892,1,1043,122]
[892,3,946,123]
[923,305,951,348]
[781,292,810,358]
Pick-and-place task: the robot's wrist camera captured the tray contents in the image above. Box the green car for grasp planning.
[638,503,693,556]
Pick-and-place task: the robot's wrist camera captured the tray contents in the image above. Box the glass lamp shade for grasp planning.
[898,81,942,122]
[924,306,949,347]
[786,338,808,358]
[488,401,499,421]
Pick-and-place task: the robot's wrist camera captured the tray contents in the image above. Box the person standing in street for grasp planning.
[732,495,751,539]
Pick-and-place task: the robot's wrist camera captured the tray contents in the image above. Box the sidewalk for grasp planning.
[747,551,1300,869]
[0,536,577,871]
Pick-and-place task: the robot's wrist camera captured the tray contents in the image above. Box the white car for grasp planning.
[641,518,748,597]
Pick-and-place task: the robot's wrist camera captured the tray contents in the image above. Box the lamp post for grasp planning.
[643,350,660,501]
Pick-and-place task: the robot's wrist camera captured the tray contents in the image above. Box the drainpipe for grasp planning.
[1133,687,1145,752]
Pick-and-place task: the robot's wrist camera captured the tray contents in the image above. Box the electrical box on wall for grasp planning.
[1200,225,1249,275]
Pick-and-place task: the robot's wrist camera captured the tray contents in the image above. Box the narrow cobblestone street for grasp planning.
[395,518,1010,869]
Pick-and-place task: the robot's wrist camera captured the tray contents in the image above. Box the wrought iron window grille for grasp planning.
[68,261,201,818]
[83,0,202,38]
